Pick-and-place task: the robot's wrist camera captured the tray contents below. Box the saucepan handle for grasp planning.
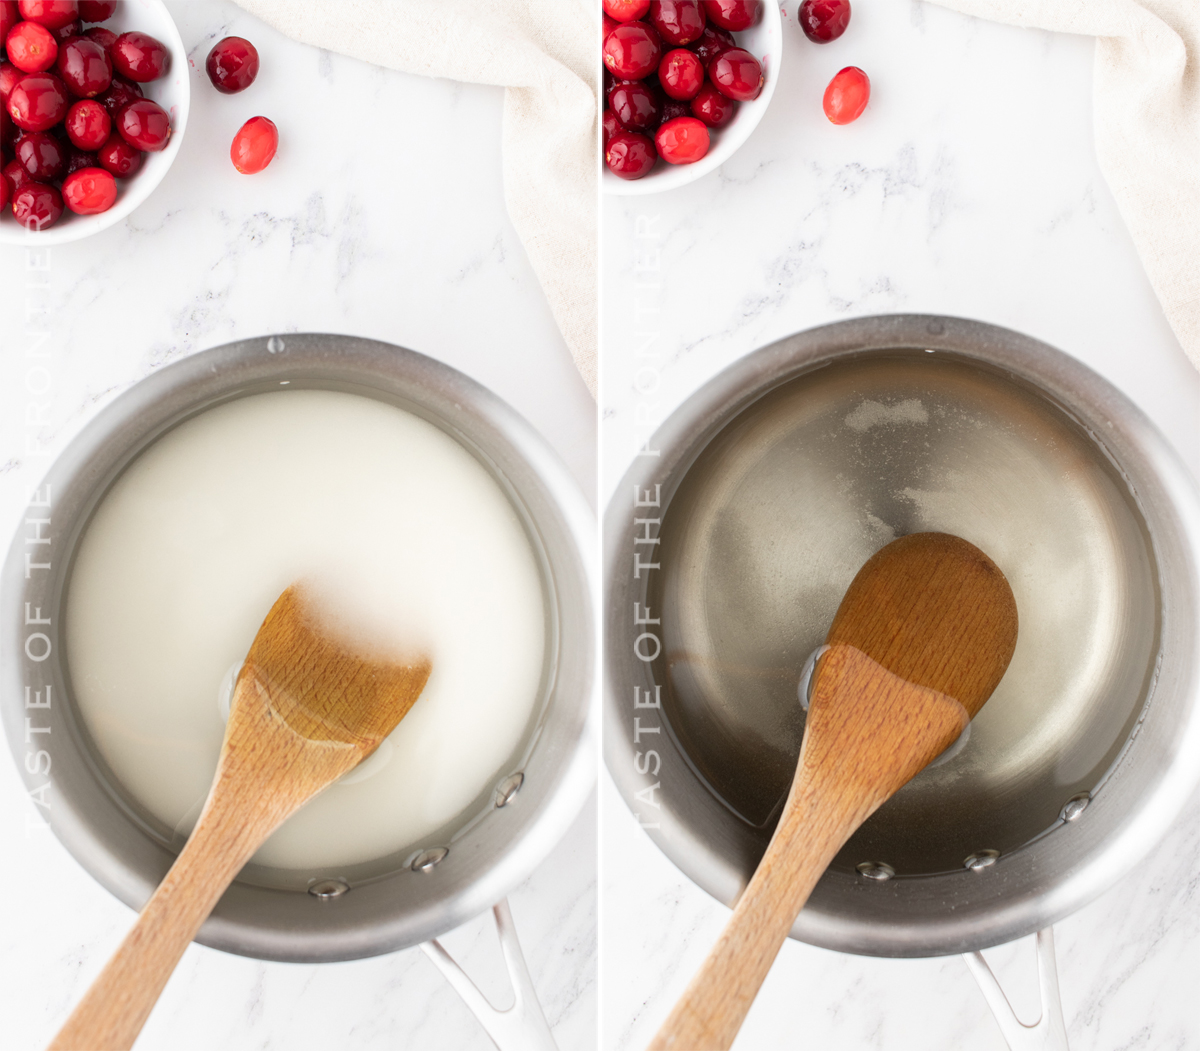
[962,926,1069,1051]
[420,897,558,1051]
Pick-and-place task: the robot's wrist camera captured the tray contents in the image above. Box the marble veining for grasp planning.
[602,1,1200,1048]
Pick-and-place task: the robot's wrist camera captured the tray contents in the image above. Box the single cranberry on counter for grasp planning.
[8,72,69,130]
[655,115,709,163]
[63,143,94,173]
[823,65,869,123]
[96,131,140,176]
[50,18,81,42]
[95,73,140,116]
[650,0,706,46]
[0,61,22,103]
[206,36,259,94]
[609,80,661,132]
[230,114,276,173]
[6,21,59,73]
[116,97,169,150]
[602,0,650,21]
[18,0,78,29]
[708,47,762,101]
[78,0,116,20]
[84,24,115,49]
[690,23,734,64]
[111,31,168,82]
[62,164,114,212]
[65,96,108,148]
[660,96,690,123]
[602,108,622,147]
[57,35,112,97]
[602,22,662,80]
[702,0,756,31]
[11,181,63,228]
[799,0,850,42]
[605,129,656,179]
[0,0,19,40]
[15,128,65,179]
[690,81,736,126]
[658,48,703,100]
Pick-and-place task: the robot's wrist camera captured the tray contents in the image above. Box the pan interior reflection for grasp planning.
[652,352,1158,875]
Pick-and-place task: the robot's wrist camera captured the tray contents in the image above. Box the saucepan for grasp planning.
[1,333,597,1050]
[604,314,1200,1048]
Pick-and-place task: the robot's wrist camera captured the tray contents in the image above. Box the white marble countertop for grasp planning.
[0,3,596,1049]
[602,1,1200,1049]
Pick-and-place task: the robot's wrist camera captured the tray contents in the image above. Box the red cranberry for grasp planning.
[602,22,662,80]
[602,0,650,20]
[64,96,107,147]
[4,158,29,199]
[0,166,8,210]
[6,22,59,73]
[658,48,703,100]
[95,73,140,116]
[799,0,850,41]
[15,128,65,179]
[11,181,62,227]
[602,13,618,41]
[823,65,869,123]
[655,115,709,163]
[96,131,139,175]
[230,114,276,173]
[78,0,116,20]
[61,164,113,212]
[50,19,81,42]
[8,72,69,130]
[116,97,168,150]
[63,143,93,172]
[605,130,656,179]
[609,80,661,131]
[205,36,259,94]
[84,24,115,49]
[602,108,622,146]
[0,0,18,40]
[660,96,690,122]
[0,61,21,103]
[708,47,762,101]
[650,0,706,45]
[690,81,736,126]
[18,0,78,29]
[110,31,167,82]
[690,23,735,64]
[702,0,756,30]
[56,35,112,96]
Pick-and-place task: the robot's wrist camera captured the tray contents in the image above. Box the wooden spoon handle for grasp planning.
[48,789,276,1051]
[647,777,856,1051]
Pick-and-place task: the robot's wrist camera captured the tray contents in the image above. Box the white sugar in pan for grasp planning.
[66,390,545,872]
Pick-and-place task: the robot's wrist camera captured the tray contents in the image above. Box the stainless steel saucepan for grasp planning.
[2,333,597,1050]
[605,314,1200,1049]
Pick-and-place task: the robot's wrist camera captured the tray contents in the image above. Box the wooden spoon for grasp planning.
[649,532,1018,1051]
[49,586,432,1051]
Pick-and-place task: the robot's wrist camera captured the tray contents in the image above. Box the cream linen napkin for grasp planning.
[234,0,598,396]
[926,0,1200,371]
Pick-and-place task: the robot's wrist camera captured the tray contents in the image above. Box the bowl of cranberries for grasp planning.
[603,0,782,195]
[0,0,188,244]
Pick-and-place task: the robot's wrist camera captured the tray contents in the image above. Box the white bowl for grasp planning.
[0,0,189,245]
[603,0,783,196]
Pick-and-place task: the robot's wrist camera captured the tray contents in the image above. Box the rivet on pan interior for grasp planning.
[495,772,524,807]
[1060,793,1091,822]
[308,878,349,900]
[964,850,1000,871]
[412,847,449,873]
[856,861,895,881]
[266,336,286,354]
